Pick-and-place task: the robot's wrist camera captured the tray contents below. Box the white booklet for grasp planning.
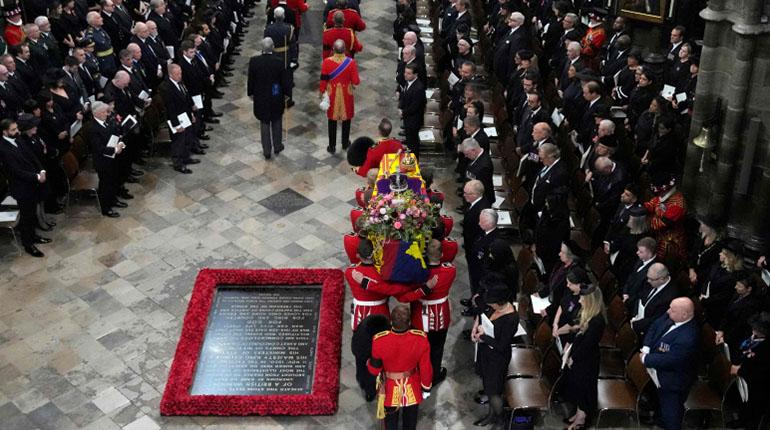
[138,90,150,101]
[530,293,551,314]
[661,84,676,99]
[416,18,431,26]
[480,314,495,338]
[551,108,564,127]
[166,46,175,59]
[105,135,120,158]
[425,88,435,98]
[484,127,497,137]
[675,92,688,103]
[447,72,459,87]
[482,114,495,126]
[192,94,204,110]
[177,113,192,128]
[492,174,503,188]
[497,211,512,225]
[70,120,82,137]
[492,194,505,209]
[418,130,434,142]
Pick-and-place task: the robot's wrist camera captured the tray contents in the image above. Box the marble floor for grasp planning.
[0,2,641,430]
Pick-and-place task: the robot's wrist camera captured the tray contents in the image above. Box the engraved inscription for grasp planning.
[190,286,322,395]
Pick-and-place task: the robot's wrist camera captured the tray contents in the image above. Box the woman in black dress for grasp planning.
[472,281,519,428]
[561,284,607,430]
[732,312,770,430]
[552,266,586,346]
[716,274,762,364]
[687,214,722,292]
[701,238,745,329]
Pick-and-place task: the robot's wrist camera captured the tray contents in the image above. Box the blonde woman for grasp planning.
[561,284,606,430]
[701,238,744,328]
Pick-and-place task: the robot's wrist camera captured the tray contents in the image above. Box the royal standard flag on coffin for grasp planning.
[379,239,429,283]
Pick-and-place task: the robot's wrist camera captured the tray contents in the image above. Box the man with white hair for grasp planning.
[396,45,425,95]
[322,10,361,59]
[23,24,50,74]
[320,39,360,153]
[265,7,298,107]
[401,31,425,66]
[462,138,494,203]
[493,11,529,85]
[248,37,291,159]
[558,41,585,91]
[88,101,126,217]
[145,20,171,65]
[130,22,163,88]
[101,0,130,51]
[86,11,118,78]
[588,155,627,222]
[159,63,199,174]
[34,17,63,67]
[148,0,180,49]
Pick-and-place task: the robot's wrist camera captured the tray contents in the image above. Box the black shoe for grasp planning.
[327,145,336,154]
[198,135,211,141]
[185,158,201,164]
[474,394,489,405]
[47,220,57,227]
[205,117,220,124]
[342,140,350,150]
[24,245,44,257]
[33,236,52,244]
[203,126,215,132]
[173,166,193,174]
[433,367,447,385]
[274,148,283,155]
[213,91,225,98]
[460,298,473,307]
[113,200,128,208]
[134,158,147,166]
[461,308,476,317]
[286,99,295,109]
[264,154,271,160]
[191,148,206,155]
[130,169,144,176]
[462,328,473,340]
[211,111,223,117]
[118,191,134,200]
[199,143,210,149]
[125,177,139,183]
[102,210,120,218]
[37,224,52,232]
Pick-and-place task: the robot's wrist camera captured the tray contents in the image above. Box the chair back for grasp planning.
[708,347,734,398]
[615,321,639,362]
[606,295,627,330]
[532,319,554,354]
[698,323,717,376]
[521,269,539,295]
[541,346,562,388]
[626,352,651,396]
[517,247,533,279]
[591,247,609,279]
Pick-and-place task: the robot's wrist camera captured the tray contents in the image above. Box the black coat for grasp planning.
[0,81,26,119]
[631,283,678,338]
[701,266,739,329]
[469,229,501,292]
[562,315,606,415]
[0,138,43,201]
[719,294,762,364]
[87,120,119,172]
[493,27,529,84]
[178,57,207,96]
[14,60,42,95]
[530,159,567,213]
[246,53,290,121]
[622,257,656,305]
[462,197,492,251]
[399,79,426,131]
[131,36,162,88]
[466,150,494,203]
[159,78,193,128]
[149,11,180,48]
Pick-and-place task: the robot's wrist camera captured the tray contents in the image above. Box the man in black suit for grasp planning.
[101,0,130,51]
[398,63,426,157]
[493,12,529,86]
[0,118,50,256]
[177,40,208,141]
[454,115,488,183]
[630,262,679,340]
[146,20,172,65]
[401,31,426,74]
[589,156,627,222]
[641,297,699,430]
[462,138,494,204]
[600,34,631,88]
[461,178,491,284]
[558,41,585,91]
[519,122,554,190]
[468,209,500,298]
[159,63,198,174]
[10,44,42,95]
[72,48,97,99]
[395,45,426,95]
[577,80,606,149]
[130,22,163,89]
[515,92,550,155]
[602,16,629,63]
[148,0,180,50]
[88,101,127,218]
[530,142,566,214]
[0,65,26,120]
[665,26,685,63]
[622,236,658,306]
[247,38,290,159]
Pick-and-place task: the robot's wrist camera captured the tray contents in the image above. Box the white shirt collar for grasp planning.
[3,136,17,147]
[469,196,483,208]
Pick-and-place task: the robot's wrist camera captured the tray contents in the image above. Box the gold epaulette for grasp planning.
[373,330,390,340]
[408,329,427,337]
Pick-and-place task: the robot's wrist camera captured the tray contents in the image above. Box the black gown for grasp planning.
[561,315,606,416]
[478,311,519,395]
[557,293,582,345]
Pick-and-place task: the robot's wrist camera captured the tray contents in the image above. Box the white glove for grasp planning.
[422,391,431,400]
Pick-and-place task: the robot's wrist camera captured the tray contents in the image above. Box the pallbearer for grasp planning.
[367,305,432,430]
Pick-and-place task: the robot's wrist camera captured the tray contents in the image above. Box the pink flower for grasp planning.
[399,213,406,220]
[394,221,402,229]
[379,208,387,215]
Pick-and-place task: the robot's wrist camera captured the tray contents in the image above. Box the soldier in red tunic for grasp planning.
[322,11,362,59]
[368,305,432,430]
[345,239,416,330]
[581,9,607,71]
[355,118,406,177]
[3,7,25,47]
[320,39,360,153]
[325,0,366,32]
[395,240,456,385]
[645,173,688,266]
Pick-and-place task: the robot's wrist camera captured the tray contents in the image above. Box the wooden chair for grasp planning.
[599,271,618,305]
[600,295,627,349]
[596,352,651,428]
[590,247,610,280]
[683,349,735,427]
[599,321,638,379]
[507,320,554,378]
[504,346,563,421]
[516,246,534,281]
[697,323,718,378]
[0,195,21,255]
[521,269,540,296]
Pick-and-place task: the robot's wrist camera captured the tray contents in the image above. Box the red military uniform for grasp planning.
[645,189,687,261]
[581,25,606,63]
[354,186,369,207]
[320,53,360,121]
[396,263,456,332]
[4,20,24,46]
[322,27,362,59]
[343,233,361,264]
[345,263,416,330]
[441,215,454,236]
[271,0,308,29]
[350,207,364,231]
[427,189,445,202]
[356,138,405,177]
[367,329,432,408]
[441,238,458,263]
[325,8,366,32]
